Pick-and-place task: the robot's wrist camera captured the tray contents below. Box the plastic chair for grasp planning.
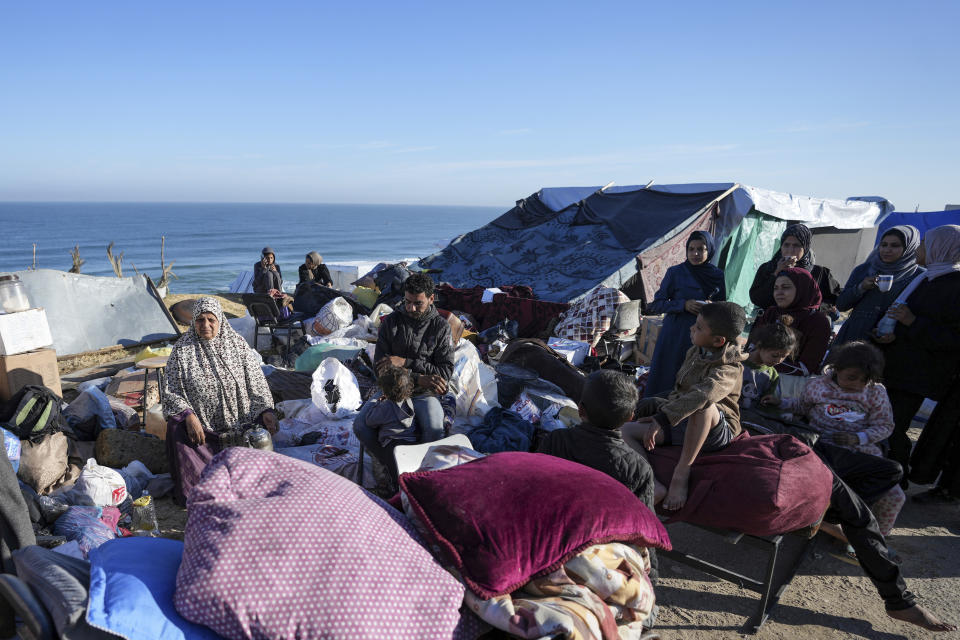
[241,293,306,352]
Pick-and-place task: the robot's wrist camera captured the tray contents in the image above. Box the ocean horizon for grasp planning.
[0,202,504,294]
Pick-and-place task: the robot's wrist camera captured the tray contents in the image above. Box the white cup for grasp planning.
[877,274,894,292]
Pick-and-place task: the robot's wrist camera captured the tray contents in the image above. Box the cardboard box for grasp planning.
[0,308,54,356]
[0,347,62,401]
[635,315,664,364]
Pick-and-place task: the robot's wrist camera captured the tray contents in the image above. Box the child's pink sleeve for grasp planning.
[860,384,895,445]
[793,375,823,419]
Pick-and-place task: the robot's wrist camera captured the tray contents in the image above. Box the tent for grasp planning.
[419,183,892,314]
[876,209,960,241]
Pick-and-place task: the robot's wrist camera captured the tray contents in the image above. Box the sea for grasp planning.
[0,202,504,294]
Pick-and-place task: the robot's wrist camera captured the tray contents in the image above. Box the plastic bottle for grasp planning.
[875,304,899,337]
[131,490,159,536]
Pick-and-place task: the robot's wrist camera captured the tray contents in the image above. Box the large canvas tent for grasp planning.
[419,183,892,314]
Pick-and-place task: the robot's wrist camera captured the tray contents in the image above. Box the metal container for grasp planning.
[244,426,274,451]
[0,274,31,313]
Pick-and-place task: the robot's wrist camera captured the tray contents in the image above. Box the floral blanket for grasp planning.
[465,542,655,640]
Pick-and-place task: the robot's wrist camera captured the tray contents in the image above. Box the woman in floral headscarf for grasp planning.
[750,223,841,311]
[874,225,960,490]
[749,267,831,375]
[163,297,277,505]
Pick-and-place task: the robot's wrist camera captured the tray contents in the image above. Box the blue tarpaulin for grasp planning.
[877,210,960,243]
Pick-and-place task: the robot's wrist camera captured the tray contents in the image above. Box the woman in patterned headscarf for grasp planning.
[163,297,276,505]
[749,223,842,311]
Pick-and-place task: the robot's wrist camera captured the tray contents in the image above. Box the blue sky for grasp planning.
[1,1,957,210]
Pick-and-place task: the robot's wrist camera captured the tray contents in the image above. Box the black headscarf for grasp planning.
[683,230,725,300]
[774,224,814,271]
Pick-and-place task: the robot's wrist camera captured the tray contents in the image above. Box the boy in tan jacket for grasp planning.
[623,301,747,511]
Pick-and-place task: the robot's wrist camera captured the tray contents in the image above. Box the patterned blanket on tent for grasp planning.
[420,188,725,304]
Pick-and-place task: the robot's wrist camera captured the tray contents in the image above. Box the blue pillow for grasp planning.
[87,537,220,640]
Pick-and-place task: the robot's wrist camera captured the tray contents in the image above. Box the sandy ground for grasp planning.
[654,481,960,639]
[163,292,247,324]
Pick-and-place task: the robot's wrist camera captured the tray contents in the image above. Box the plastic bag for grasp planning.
[71,458,127,506]
[36,494,69,525]
[52,506,117,558]
[478,319,518,345]
[311,297,354,335]
[63,387,118,436]
[449,340,499,421]
[2,427,20,473]
[229,315,258,348]
[539,404,582,432]
[310,358,362,419]
[509,391,541,424]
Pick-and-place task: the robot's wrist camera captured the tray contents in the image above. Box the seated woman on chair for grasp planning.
[253,246,294,311]
[163,298,278,505]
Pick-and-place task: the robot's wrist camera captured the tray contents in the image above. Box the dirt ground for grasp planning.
[654,480,960,639]
[163,292,247,324]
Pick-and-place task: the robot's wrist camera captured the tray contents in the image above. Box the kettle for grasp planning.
[244,426,274,451]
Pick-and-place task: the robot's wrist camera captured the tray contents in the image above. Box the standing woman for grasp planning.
[749,267,831,376]
[750,223,841,311]
[874,225,960,486]
[163,298,278,505]
[834,226,924,345]
[299,251,333,287]
[644,230,726,397]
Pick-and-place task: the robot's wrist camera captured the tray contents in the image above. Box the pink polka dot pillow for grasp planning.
[174,448,468,640]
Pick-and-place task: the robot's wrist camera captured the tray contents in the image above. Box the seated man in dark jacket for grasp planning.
[537,370,656,510]
[353,273,454,477]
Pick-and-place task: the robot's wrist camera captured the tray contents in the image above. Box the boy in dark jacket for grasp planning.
[624,302,747,511]
[537,370,655,510]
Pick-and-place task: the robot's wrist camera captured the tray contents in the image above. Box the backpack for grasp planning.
[0,385,65,444]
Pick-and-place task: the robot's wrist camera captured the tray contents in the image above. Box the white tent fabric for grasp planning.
[648,182,893,230]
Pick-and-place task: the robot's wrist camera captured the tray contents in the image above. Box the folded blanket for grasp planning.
[465,542,656,640]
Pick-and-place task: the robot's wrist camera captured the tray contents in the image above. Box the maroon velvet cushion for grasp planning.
[399,451,671,599]
[647,433,833,537]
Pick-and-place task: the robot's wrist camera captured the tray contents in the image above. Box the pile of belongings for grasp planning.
[1,377,173,561]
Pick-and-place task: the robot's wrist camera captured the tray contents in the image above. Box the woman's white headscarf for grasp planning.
[162,297,273,432]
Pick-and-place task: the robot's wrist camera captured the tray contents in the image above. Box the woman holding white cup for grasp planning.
[833,225,923,345]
